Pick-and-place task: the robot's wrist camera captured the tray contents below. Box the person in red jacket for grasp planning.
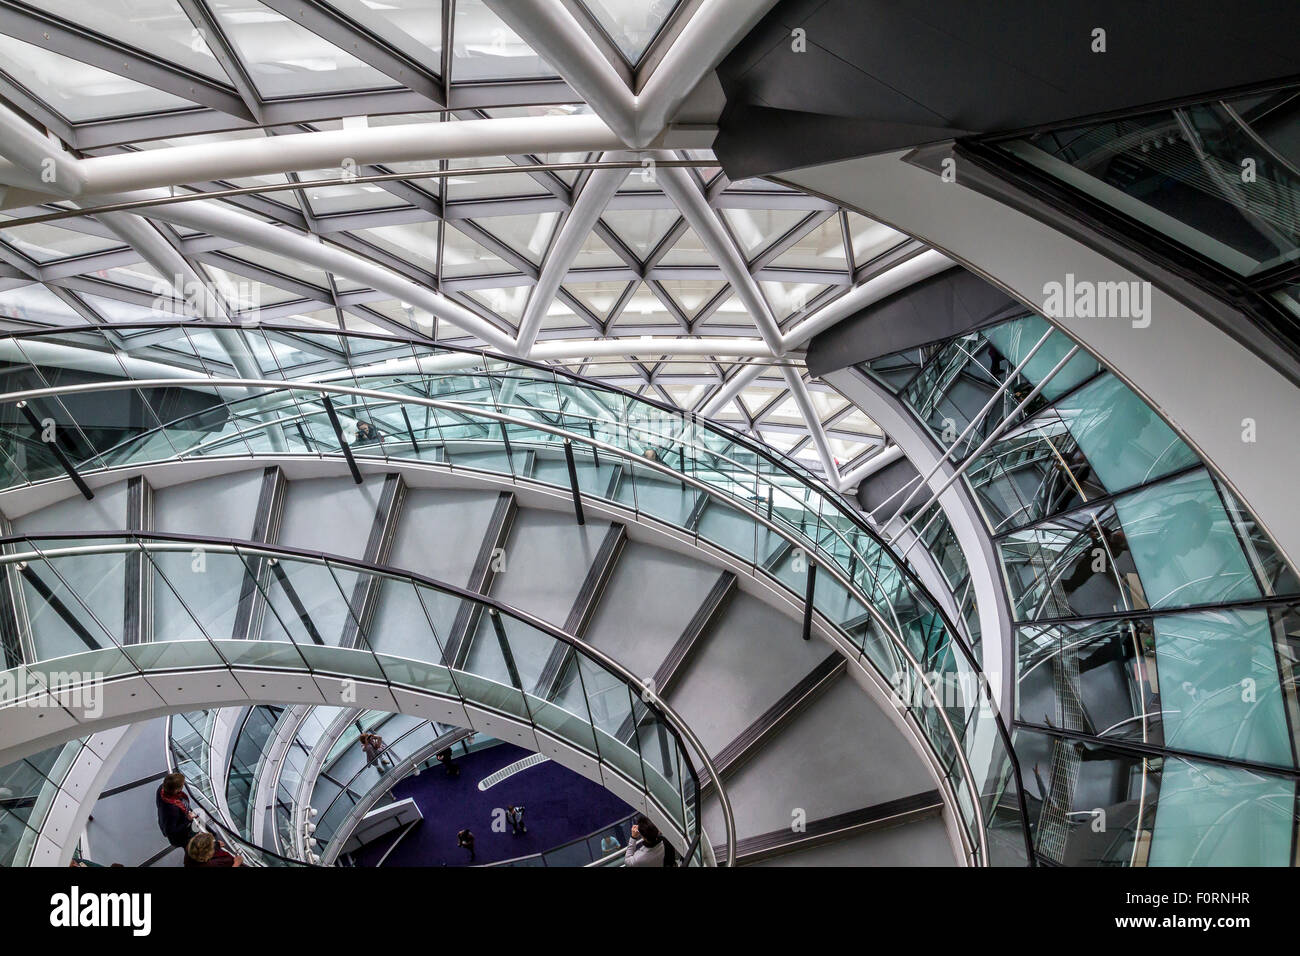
[156,772,197,848]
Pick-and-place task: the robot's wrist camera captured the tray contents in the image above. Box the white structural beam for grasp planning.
[779,364,840,485]
[0,101,84,196]
[782,249,956,351]
[0,108,517,352]
[485,0,777,149]
[632,0,780,148]
[482,0,637,144]
[531,337,770,361]
[699,362,766,416]
[0,113,629,205]
[655,162,785,355]
[515,161,626,355]
[97,211,231,324]
[836,443,904,494]
[99,211,289,451]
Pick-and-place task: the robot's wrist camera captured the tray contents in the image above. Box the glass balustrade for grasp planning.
[0,533,713,865]
[0,323,1030,865]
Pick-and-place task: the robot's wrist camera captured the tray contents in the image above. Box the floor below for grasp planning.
[352,742,633,866]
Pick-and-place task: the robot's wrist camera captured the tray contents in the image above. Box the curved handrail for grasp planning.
[0,530,734,867]
[0,323,1034,864]
[3,375,989,861]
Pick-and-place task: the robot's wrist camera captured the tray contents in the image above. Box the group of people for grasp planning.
[155,772,243,868]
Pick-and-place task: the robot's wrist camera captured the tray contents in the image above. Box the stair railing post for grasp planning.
[563,439,586,526]
[801,563,817,642]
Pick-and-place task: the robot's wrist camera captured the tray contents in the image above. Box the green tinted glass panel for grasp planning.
[1115,469,1260,609]
[1149,758,1294,866]
[1154,609,1292,767]
[1057,373,1198,493]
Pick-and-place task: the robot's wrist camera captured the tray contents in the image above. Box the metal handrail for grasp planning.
[0,379,1011,864]
[0,323,1035,863]
[5,530,734,867]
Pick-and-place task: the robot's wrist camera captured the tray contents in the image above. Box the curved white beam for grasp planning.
[93,214,289,451]
[482,0,637,144]
[0,102,85,197]
[633,0,779,148]
[120,195,518,353]
[0,113,626,202]
[485,0,776,149]
[699,362,766,416]
[780,364,840,485]
[782,249,956,351]
[836,443,904,493]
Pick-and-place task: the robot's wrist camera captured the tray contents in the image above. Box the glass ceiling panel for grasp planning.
[659,226,712,266]
[0,34,199,122]
[209,0,398,99]
[354,0,443,67]
[444,155,553,200]
[762,280,831,321]
[451,0,554,82]
[846,212,905,265]
[296,172,410,216]
[473,213,561,265]
[580,0,680,64]
[538,296,588,331]
[354,221,439,271]
[561,280,630,320]
[721,208,809,260]
[97,262,171,295]
[610,283,678,329]
[220,245,330,288]
[600,208,679,261]
[466,286,528,324]
[0,284,83,325]
[0,223,126,263]
[658,278,725,317]
[203,265,304,308]
[442,225,515,277]
[39,0,232,83]
[569,232,625,269]
[768,217,849,272]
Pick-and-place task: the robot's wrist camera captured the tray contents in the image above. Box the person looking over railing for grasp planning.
[624,815,665,867]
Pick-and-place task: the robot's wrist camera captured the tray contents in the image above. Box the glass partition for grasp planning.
[860,310,1300,865]
[0,532,714,865]
[0,323,1032,865]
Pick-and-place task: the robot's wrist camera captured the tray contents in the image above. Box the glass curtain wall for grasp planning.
[860,311,1300,865]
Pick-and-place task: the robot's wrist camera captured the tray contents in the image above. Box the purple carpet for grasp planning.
[352,742,633,866]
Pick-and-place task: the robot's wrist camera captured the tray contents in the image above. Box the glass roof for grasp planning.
[0,0,923,483]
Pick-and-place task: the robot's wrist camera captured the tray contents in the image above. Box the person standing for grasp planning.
[506,805,526,836]
[156,772,198,848]
[457,828,476,862]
